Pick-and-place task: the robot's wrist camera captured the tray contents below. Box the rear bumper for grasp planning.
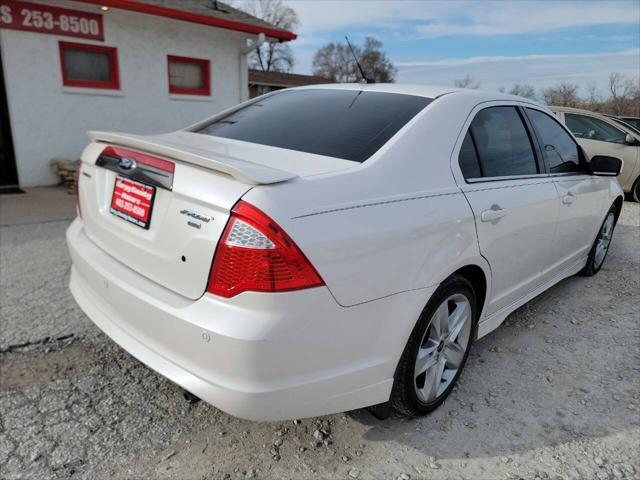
[67,219,434,420]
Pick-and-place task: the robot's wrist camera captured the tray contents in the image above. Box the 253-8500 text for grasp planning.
[0,1,104,40]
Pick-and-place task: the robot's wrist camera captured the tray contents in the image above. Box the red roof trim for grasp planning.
[76,0,297,41]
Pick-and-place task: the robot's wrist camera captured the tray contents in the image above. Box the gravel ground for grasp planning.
[1,202,639,480]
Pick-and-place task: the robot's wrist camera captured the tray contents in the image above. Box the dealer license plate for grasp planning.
[109,176,156,229]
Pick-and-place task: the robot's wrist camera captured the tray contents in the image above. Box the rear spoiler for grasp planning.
[87,130,297,185]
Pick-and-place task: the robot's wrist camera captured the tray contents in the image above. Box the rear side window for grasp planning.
[564,113,627,144]
[458,131,482,179]
[526,108,583,174]
[197,89,432,162]
[462,106,538,178]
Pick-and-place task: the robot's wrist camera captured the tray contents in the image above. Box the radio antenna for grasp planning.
[345,36,374,84]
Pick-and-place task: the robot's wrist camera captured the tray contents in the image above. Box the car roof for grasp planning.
[549,105,608,115]
[290,83,542,104]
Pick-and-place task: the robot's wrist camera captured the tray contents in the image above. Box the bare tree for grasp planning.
[580,81,603,112]
[585,81,602,103]
[243,0,298,72]
[538,75,639,115]
[359,37,396,83]
[454,75,480,89]
[312,37,396,83]
[312,42,357,82]
[509,83,537,99]
[541,83,580,107]
[608,72,639,115]
[497,73,639,116]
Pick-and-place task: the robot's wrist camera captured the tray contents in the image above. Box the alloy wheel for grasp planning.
[594,212,615,268]
[414,293,472,403]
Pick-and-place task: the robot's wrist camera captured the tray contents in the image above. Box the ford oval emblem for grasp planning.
[118,157,136,171]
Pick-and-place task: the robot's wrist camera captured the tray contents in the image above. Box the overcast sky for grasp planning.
[282,0,640,94]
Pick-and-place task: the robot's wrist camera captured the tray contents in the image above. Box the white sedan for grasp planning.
[67,84,623,420]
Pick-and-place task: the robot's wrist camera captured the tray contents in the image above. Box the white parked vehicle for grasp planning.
[67,85,624,421]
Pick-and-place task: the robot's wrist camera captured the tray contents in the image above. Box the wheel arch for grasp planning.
[388,262,490,415]
[450,264,488,337]
[612,195,624,220]
[395,259,491,368]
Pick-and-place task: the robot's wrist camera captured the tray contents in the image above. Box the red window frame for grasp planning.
[59,41,120,90]
[167,55,211,96]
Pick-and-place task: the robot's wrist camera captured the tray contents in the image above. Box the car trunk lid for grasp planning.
[79,135,280,300]
[78,130,354,300]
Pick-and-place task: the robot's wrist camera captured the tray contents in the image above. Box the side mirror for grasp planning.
[625,133,637,145]
[589,155,623,176]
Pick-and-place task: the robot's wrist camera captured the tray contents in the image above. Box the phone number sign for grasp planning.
[0,0,104,41]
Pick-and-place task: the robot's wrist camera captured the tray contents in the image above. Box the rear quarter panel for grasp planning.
[243,93,489,307]
[283,192,480,306]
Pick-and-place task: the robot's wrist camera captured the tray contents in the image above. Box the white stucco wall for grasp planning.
[0,1,251,186]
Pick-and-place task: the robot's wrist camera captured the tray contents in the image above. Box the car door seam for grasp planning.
[459,186,494,314]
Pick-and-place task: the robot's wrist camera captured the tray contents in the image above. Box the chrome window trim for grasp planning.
[466,172,589,184]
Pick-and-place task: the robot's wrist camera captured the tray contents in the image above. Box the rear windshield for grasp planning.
[196,89,432,163]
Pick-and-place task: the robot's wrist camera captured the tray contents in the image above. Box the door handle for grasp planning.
[480,208,507,222]
[562,192,576,205]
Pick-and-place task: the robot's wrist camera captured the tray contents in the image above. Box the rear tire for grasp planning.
[390,274,477,417]
[579,206,617,276]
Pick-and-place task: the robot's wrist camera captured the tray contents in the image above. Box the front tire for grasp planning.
[390,274,477,417]
[579,206,617,276]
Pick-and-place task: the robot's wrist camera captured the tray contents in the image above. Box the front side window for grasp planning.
[564,113,627,144]
[197,89,432,163]
[526,108,583,174]
[168,55,210,95]
[59,42,119,89]
[462,106,538,178]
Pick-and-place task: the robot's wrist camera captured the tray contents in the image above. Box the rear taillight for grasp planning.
[76,162,82,218]
[207,201,324,298]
